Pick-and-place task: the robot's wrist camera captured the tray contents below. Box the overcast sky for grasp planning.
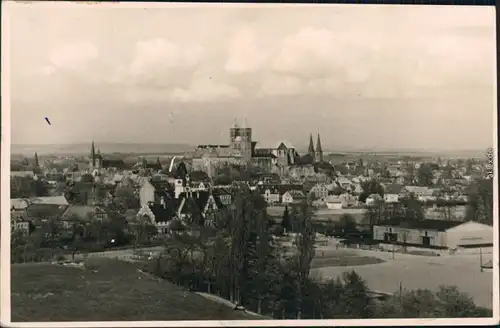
[7,3,496,151]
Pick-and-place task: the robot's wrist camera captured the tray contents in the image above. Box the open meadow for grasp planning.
[11,258,263,322]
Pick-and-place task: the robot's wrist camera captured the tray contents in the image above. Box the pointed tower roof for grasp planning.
[242,117,249,129]
[232,118,239,129]
[90,141,96,166]
[34,152,39,167]
[308,134,315,154]
[316,133,323,154]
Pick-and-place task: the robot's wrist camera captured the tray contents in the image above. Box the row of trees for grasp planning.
[146,187,324,318]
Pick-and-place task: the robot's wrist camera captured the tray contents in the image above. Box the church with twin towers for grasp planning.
[307,133,324,164]
[191,119,325,177]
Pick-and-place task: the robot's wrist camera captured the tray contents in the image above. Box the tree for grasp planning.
[359,179,384,203]
[292,202,316,319]
[364,201,384,230]
[417,163,434,187]
[11,177,49,198]
[405,162,416,185]
[330,186,346,196]
[129,214,157,249]
[190,170,209,182]
[435,285,481,317]
[401,194,425,221]
[443,164,454,179]
[337,214,357,234]
[41,218,63,257]
[374,285,492,318]
[465,159,474,175]
[466,179,493,225]
[338,271,374,318]
[214,174,232,186]
[435,188,455,221]
[81,174,94,183]
[281,206,291,233]
[252,210,278,314]
[94,184,109,204]
[114,186,139,212]
[70,223,86,261]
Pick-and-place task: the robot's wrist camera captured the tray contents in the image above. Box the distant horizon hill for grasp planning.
[11,142,490,159]
[11,143,195,156]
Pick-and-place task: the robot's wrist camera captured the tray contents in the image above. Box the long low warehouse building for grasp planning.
[373,220,493,250]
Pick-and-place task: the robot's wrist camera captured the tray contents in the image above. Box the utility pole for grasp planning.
[480,247,483,272]
[399,281,403,306]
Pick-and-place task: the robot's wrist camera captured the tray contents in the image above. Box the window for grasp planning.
[384,232,398,242]
[422,236,431,246]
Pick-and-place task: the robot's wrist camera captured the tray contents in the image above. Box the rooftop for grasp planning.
[378,219,463,231]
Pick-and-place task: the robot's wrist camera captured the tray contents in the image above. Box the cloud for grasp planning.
[259,74,303,96]
[47,40,99,72]
[123,38,240,103]
[225,26,268,74]
[170,77,240,103]
[271,27,344,79]
[130,38,203,75]
[127,38,204,89]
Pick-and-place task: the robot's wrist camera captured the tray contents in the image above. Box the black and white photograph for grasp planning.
[2,1,498,326]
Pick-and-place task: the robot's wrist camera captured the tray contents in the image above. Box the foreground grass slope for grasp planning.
[11,259,260,321]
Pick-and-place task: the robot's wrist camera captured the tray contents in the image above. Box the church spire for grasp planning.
[232,118,239,129]
[315,133,323,163]
[308,133,315,155]
[91,141,96,167]
[34,152,39,167]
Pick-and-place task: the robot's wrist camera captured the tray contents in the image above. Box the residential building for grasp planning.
[309,183,329,199]
[11,219,30,235]
[325,195,345,209]
[139,179,174,206]
[137,189,228,234]
[212,187,233,206]
[383,183,403,203]
[262,187,281,204]
[401,186,432,199]
[417,188,438,203]
[282,190,306,204]
[366,194,383,205]
[60,205,108,228]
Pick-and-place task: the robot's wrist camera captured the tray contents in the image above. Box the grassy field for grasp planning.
[11,258,261,322]
[311,253,385,269]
